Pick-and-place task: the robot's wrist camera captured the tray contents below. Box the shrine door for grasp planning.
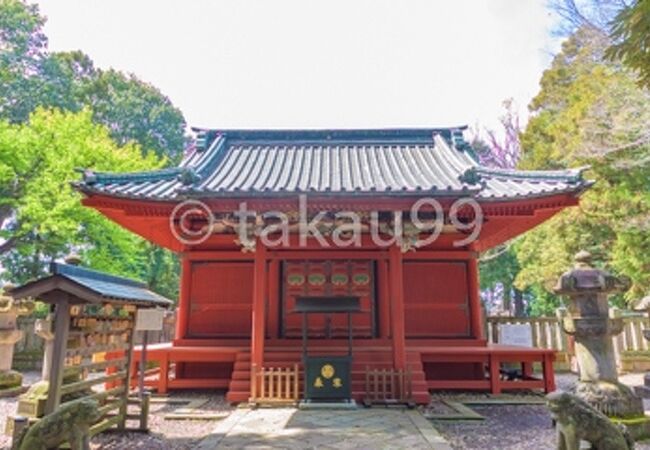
[187,262,253,338]
[281,260,376,338]
[402,261,470,337]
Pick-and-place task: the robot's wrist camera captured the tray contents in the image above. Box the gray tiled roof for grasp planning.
[50,263,172,306]
[76,128,590,201]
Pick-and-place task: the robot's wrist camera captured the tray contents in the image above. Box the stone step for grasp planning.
[226,388,431,405]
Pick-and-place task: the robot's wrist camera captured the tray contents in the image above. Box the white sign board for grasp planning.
[135,309,165,331]
[499,324,533,347]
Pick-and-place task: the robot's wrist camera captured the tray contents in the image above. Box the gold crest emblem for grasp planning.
[321,364,335,379]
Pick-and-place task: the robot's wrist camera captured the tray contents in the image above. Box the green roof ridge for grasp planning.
[474,166,586,182]
[81,167,182,185]
[51,262,148,288]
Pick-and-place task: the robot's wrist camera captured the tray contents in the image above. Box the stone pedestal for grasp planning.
[0,325,22,371]
[0,285,34,396]
[0,325,23,393]
[554,251,643,419]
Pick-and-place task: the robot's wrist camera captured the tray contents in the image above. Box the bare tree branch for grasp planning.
[479,243,514,263]
[0,236,17,255]
[583,132,650,159]
[550,0,632,36]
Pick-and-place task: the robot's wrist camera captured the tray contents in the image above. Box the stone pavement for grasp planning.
[196,407,453,449]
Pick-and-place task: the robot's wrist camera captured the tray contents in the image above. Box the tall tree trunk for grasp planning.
[502,286,512,315]
[513,288,525,317]
[0,236,17,254]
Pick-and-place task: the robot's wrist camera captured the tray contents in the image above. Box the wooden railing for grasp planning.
[363,367,414,407]
[487,316,570,352]
[486,314,650,369]
[610,314,649,366]
[250,364,300,406]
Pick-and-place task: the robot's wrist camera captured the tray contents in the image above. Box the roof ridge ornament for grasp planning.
[458,167,483,186]
[177,168,201,186]
[77,168,97,185]
[175,168,204,196]
[194,130,217,152]
[451,128,471,151]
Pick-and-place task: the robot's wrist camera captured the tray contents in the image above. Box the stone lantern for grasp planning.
[554,250,643,418]
[34,316,55,380]
[0,284,34,395]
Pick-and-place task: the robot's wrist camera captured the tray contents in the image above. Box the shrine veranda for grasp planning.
[72,128,591,404]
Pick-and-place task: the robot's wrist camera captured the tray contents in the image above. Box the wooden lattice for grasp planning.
[249,364,300,406]
[364,367,415,408]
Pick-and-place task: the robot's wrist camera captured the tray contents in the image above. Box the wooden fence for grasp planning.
[487,316,570,353]
[364,367,414,407]
[13,312,650,372]
[487,314,650,369]
[250,364,300,406]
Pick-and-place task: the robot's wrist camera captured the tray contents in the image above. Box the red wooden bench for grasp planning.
[127,343,242,394]
[420,344,556,394]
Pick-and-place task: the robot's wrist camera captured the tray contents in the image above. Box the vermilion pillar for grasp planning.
[251,241,268,368]
[467,256,485,340]
[175,255,192,342]
[377,258,391,339]
[389,244,406,369]
[267,259,280,339]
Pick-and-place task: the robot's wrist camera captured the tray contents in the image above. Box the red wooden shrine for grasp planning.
[76,128,591,403]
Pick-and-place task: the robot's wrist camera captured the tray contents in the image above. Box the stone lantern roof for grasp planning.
[553,251,629,295]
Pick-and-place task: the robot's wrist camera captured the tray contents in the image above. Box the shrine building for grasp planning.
[75,128,591,404]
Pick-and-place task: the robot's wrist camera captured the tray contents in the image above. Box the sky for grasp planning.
[37,0,560,133]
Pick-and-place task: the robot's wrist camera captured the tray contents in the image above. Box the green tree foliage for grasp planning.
[0,109,180,299]
[0,0,186,160]
[0,0,47,121]
[527,284,563,317]
[81,69,186,161]
[0,110,159,279]
[0,0,183,299]
[608,0,650,90]
[479,246,528,316]
[516,26,650,304]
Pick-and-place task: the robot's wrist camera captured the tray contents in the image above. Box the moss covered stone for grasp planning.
[0,370,22,389]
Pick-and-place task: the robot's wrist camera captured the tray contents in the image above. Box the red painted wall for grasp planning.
[187,261,253,337]
[403,261,470,337]
[183,256,475,341]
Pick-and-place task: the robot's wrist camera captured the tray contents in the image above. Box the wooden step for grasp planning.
[226,390,250,403]
[231,371,252,381]
[168,378,230,389]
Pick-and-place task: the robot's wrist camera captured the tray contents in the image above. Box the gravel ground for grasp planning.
[436,404,556,449]
[0,373,232,450]
[435,372,650,450]
[3,371,650,449]
[90,391,233,450]
[0,371,40,450]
